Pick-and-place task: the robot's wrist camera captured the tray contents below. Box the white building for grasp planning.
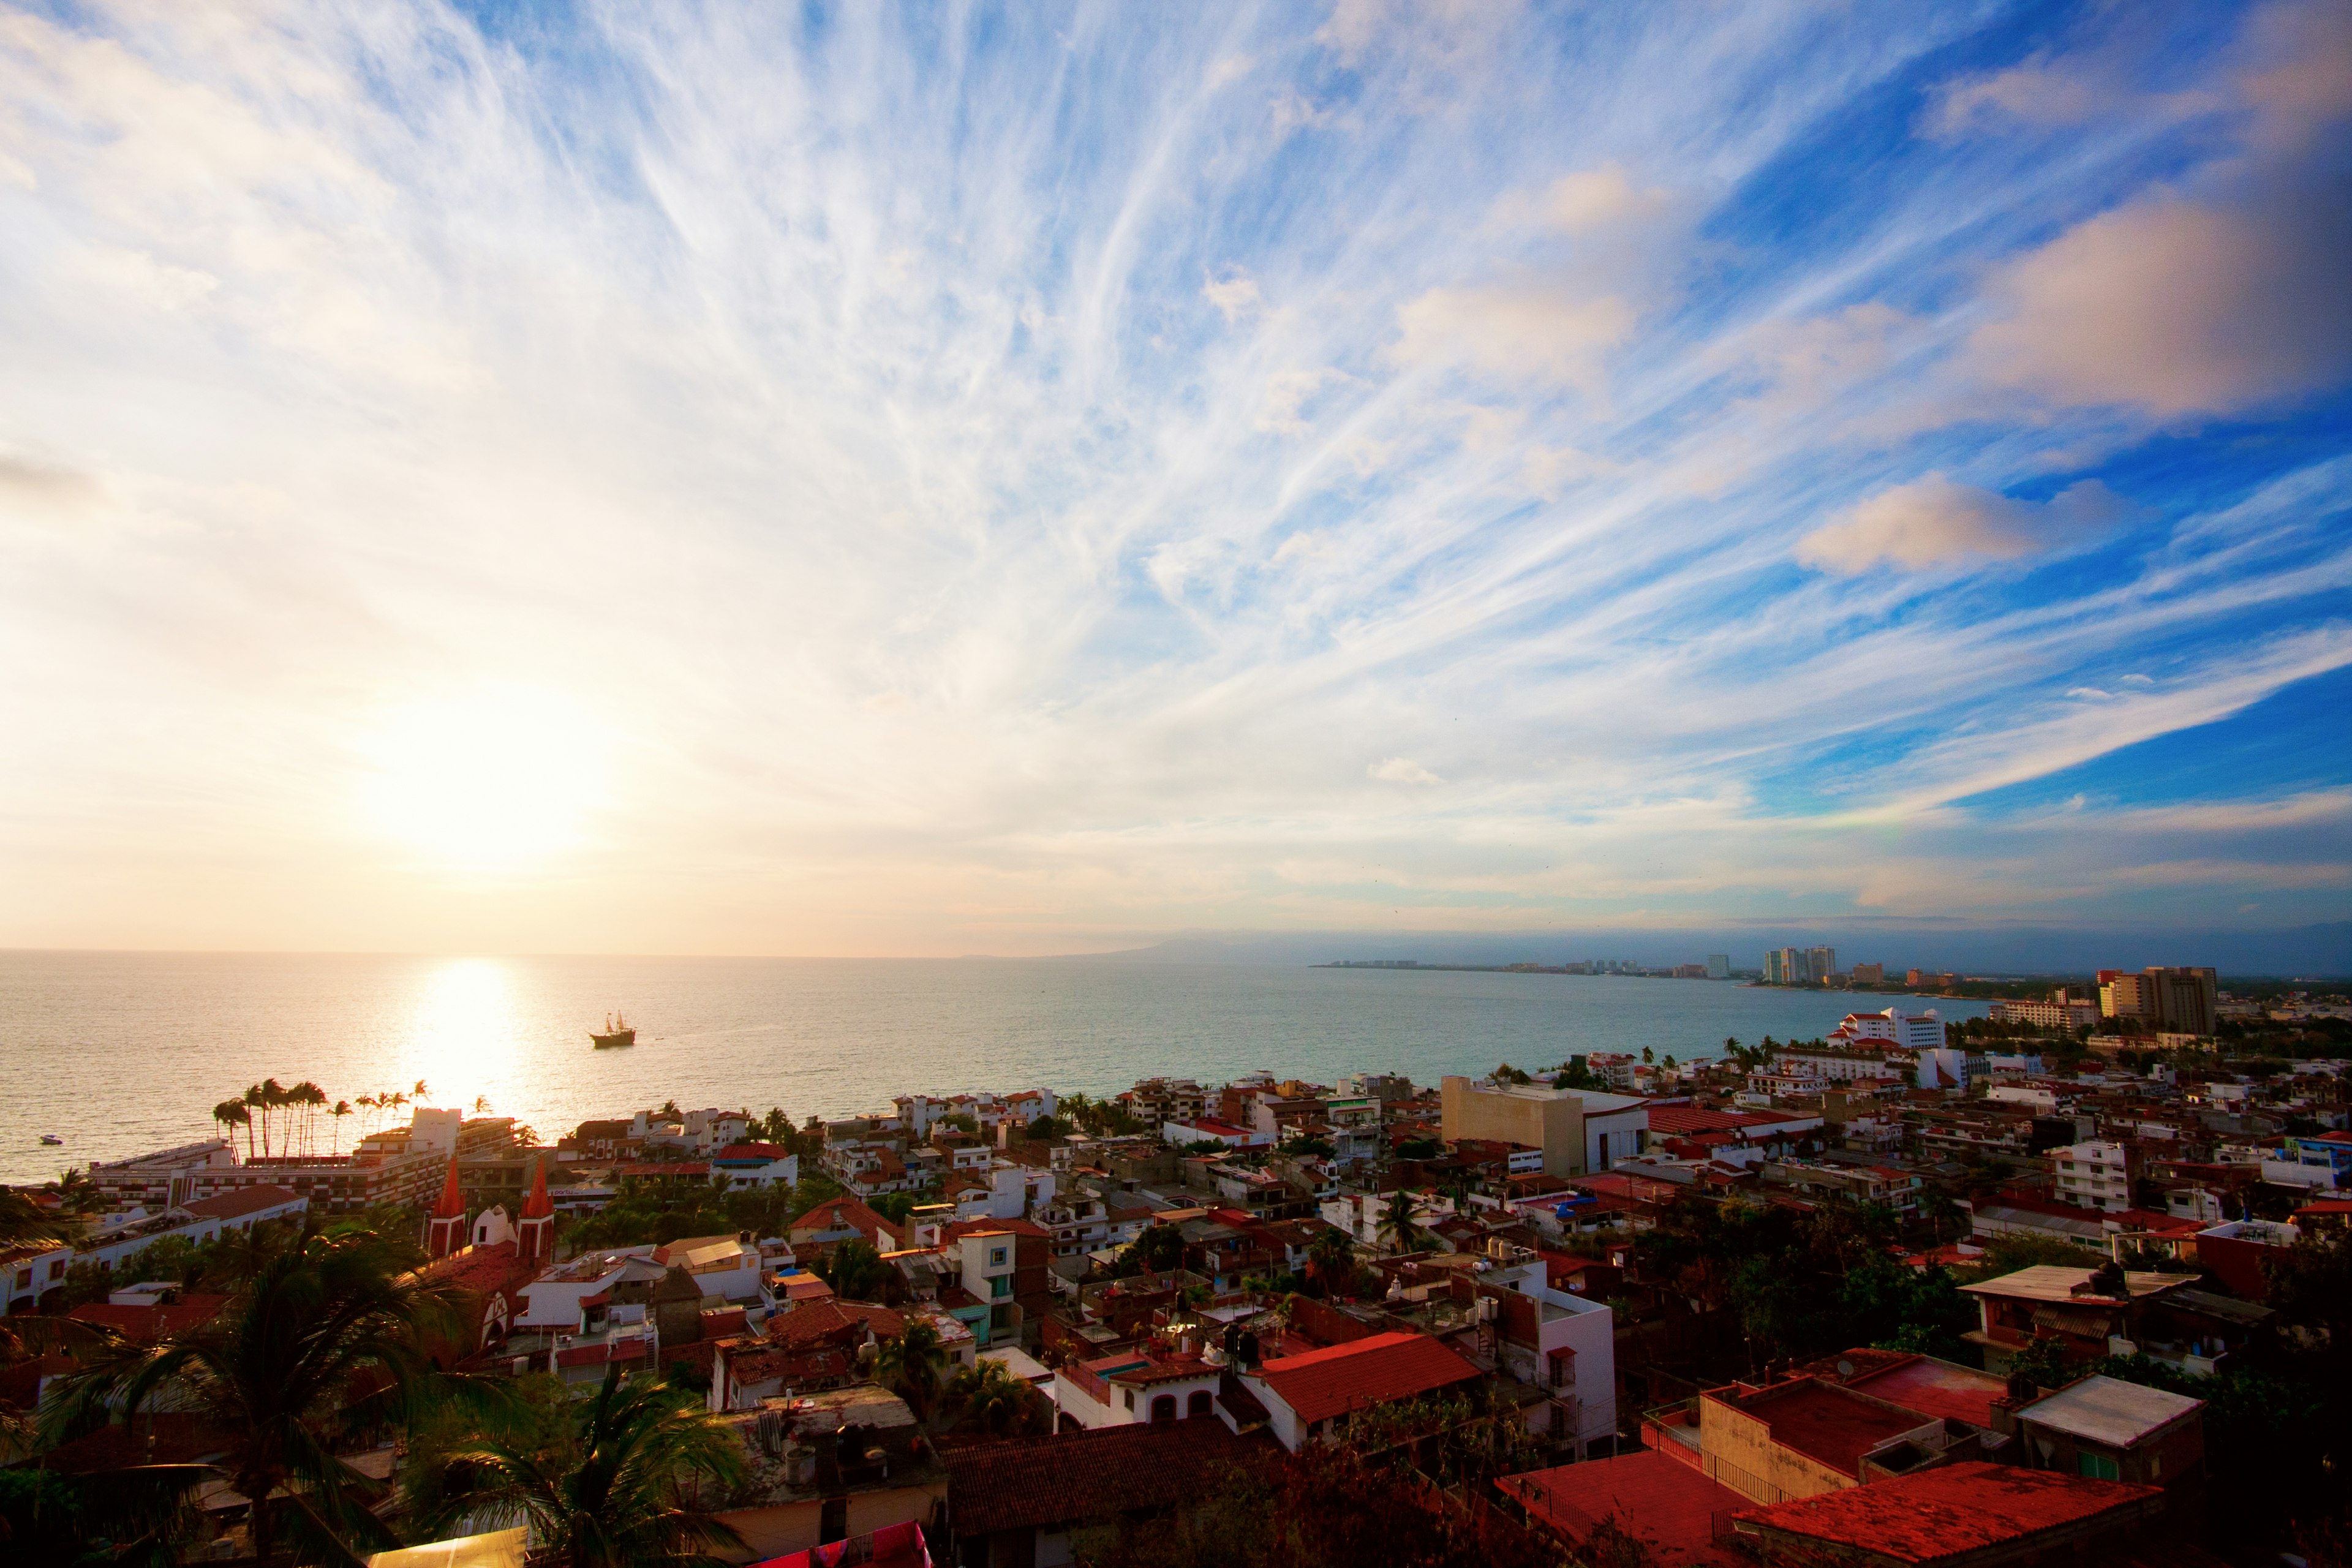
[1160,1118,1270,1150]
[2052,1143,2135,1212]
[2,1186,310,1313]
[1054,1352,1225,1431]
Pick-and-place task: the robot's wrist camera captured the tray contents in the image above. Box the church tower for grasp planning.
[517,1158,556,1265]
[427,1156,468,1259]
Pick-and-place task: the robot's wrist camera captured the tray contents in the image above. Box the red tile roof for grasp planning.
[418,1240,531,1298]
[765,1298,906,1349]
[791,1195,906,1250]
[1501,1450,1750,1568]
[1732,1461,2162,1562]
[39,1412,233,1474]
[1251,1330,1480,1425]
[722,1339,853,1388]
[68,1293,232,1342]
[716,1143,790,1160]
[944,1419,1278,1536]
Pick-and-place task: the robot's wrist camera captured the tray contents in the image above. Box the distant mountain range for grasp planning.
[1057,922,2352,978]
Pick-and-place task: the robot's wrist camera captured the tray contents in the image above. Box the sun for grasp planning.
[359,687,609,866]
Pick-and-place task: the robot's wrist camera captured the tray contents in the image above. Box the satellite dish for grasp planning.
[1836,1359,1855,1378]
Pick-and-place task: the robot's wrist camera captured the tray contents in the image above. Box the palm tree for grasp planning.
[0,1188,67,1250]
[409,1365,745,1567]
[330,1099,353,1156]
[1306,1226,1358,1296]
[875,1321,948,1422]
[242,1084,267,1158]
[1378,1188,1425,1254]
[293,1082,327,1158]
[947,1359,1050,1438]
[47,1227,477,1567]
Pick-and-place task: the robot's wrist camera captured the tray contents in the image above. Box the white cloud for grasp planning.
[1256,368,1355,435]
[1370,757,1444,785]
[1525,165,1672,232]
[1796,477,2128,574]
[1389,283,1634,398]
[1202,270,1262,323]
[0,2,2341,954]
[1967,194,2352,418]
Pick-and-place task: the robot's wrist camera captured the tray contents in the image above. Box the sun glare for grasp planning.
[405,958,518,1115]
[360,688,608,866]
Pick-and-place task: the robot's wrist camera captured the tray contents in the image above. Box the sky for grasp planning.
[1,0,2348,959]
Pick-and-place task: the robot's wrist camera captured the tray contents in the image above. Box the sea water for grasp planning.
[0,951,1986,1184]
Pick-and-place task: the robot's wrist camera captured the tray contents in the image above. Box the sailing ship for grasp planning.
[590,1012,637,1049]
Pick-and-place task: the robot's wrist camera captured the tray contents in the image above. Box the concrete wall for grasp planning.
[1697,1395,1853,1505]
[1441,1078,1584,1177]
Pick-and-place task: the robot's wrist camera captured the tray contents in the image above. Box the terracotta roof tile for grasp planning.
[945,1420,1277,1536]
[766,1299,905,1348]
[1251,1330,1480,1425]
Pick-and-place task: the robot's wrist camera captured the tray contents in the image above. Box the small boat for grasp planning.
[39,1134,62,1145]
[590,1012,637,1049]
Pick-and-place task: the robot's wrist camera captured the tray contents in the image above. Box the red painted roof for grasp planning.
[1501,1450,1749,1567]
[1710,1379,1928,1478]
[1251,1330,1479,1425]
[431,1156,466,1219]
[1838,1354,2005,1430]
[716,1143,790,1161]
[1733,1461,2161,1561]
[69,1293,232,1342]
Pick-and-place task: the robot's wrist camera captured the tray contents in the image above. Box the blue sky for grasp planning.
[0,0,2346,955]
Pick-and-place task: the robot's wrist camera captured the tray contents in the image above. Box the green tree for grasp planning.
[820,1239,892,1303]
[875,1321,948,1422]
[1114,1223,1187,1278]
[409,1365,745,1567]
[946,1359,1052,1438]
[47,1227,480,1566]
[1305,1227,1359,1298]
[1377,1188,1425,1254]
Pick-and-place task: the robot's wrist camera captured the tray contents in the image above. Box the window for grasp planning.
[1189,1390,1213,1418]
[1152,1394,1177,1422]
[2078,1451,2120,1481]
[990,1248,1007,1266]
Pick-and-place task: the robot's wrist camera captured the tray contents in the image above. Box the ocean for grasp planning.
[0,952,1989,1186]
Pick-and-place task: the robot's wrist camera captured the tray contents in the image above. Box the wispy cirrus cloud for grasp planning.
[0,0,2345,955]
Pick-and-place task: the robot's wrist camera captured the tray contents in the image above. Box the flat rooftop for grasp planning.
[1844,1355,2005,1431]
[1958,1265,2185,1305]
[1732,1461,2161,1564]
[1711,1379,1929,1478]
[2018,1375,2203,1447]
[1501,1450,1747,1568]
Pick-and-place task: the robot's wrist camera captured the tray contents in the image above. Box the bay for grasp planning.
[0,951,1989,1185]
